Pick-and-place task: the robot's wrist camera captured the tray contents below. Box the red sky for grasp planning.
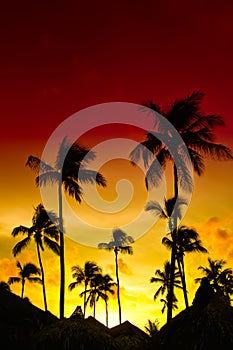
[0,0,233,328]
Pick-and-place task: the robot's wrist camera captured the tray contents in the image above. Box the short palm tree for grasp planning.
[150,260,182,314]
[98,228,134,324]
[68,261,101,318]
[162,225,208,308]
[11,204,60,311]
[26,137,106,319]
[0,281,11,292]
[98,274,116,327]
[130,92,233,320]
[196,258,233,300]
[8,261,41,298]
[144,319,159,336]
[83,273,106,318]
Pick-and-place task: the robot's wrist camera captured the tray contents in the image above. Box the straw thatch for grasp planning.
[153,293,233,350]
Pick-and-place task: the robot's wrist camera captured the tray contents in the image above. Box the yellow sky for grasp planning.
[0,137,233,330]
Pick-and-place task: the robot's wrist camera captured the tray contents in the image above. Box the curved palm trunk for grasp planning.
[167,165,178,322]
[105,292,108,327]
[58,179,65,319]
[36,241,48,311]
[179,253,189,308]
[21,279,25,298]
[115,248,122,324]
[176,253,189,308]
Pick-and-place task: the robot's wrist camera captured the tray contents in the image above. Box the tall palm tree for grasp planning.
[11,204,60,311]
[0,281,11,292]
[8,261,41,298]
[98,274,116,327]
[68,261,101,318]
[82,273,106,318]
[98,228,134,324]
[196,258,233,300]
[130,91,233,320]
[150,260,182,314]
[26,137,106,319]
[162,225,208,308]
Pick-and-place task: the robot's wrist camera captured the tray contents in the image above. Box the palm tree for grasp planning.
[130,91,233,320]
[83,273,106,318]
[8,261,41,298]
[26,137,106,319]
[11,204,60,311]
[0,281,11,292]
[162,225,208,308]
[98,274,116,327]
[144,319,159,336]
[98,228,134,324]
[196,258,233,300]
[68,261,101,318]
[160,294,178,314]
[150,260,182,313]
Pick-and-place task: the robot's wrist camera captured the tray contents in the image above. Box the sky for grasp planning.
[0,0,233,330]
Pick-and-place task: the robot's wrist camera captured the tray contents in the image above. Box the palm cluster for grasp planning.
[4,91,232,327]
[131,91,233,321]
[68,261,116,327]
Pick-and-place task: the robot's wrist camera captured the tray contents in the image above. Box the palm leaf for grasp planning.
[12,236,31,257]
[63,178,82,203]
[8,277,21,285]
[43,236,60,255]
[28,277,42,284]
[36,171,60,187]
[11,225,30,237]
[26,155,54,172]
[78,169,107,187]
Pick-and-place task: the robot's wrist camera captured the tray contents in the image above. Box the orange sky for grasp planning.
[0,0,233,330]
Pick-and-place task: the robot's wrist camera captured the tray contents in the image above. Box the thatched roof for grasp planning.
[153,293,233,350]
[110,321,151,350]
[0,289,57,349]
[32,316,116,350]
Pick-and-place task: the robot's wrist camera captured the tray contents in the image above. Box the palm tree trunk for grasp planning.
[84,282,87,318]
[180,253,189,308]
[21,279,25,298]
[167,165,178,322]
[115,248,122,324]
[58,179,65,319]
[176,253,189,308]
[36,241,47,311]
[93,297,96,318]
[105,292,108,327]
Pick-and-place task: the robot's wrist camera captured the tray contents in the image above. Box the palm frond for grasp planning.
[145,200,167,218]
[63,178,82,203]
[11,225,30,237]
[145,157,164,189]
[43,226,59,241]
[26,155,54,172]
[68,281,79,291]
[78,169,107,187]
[8,277,21,285]
[12,236,31,257]
[28,277,42,284]
[43,236,60,255]
[36,171,60,187]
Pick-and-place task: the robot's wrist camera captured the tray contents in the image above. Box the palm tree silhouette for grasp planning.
[26,137,106,319]
[131,92,233,320]
[68,261,101,318]
[83,273,106,318]
[11,204,60,311]
[98,274,116,327]
[8,261,41,298]
[98,228,134,324]
[162,225,208,308]
[150,260,182,314]
[0,281,11,292]
[144,319,159,336]
[196,258,233,300]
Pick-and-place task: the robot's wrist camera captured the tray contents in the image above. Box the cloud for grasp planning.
[106,258,133,276]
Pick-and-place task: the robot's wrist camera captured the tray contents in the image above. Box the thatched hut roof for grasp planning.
[153,293,233,350]
[110,321,151,350]
[0,289,57,349]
